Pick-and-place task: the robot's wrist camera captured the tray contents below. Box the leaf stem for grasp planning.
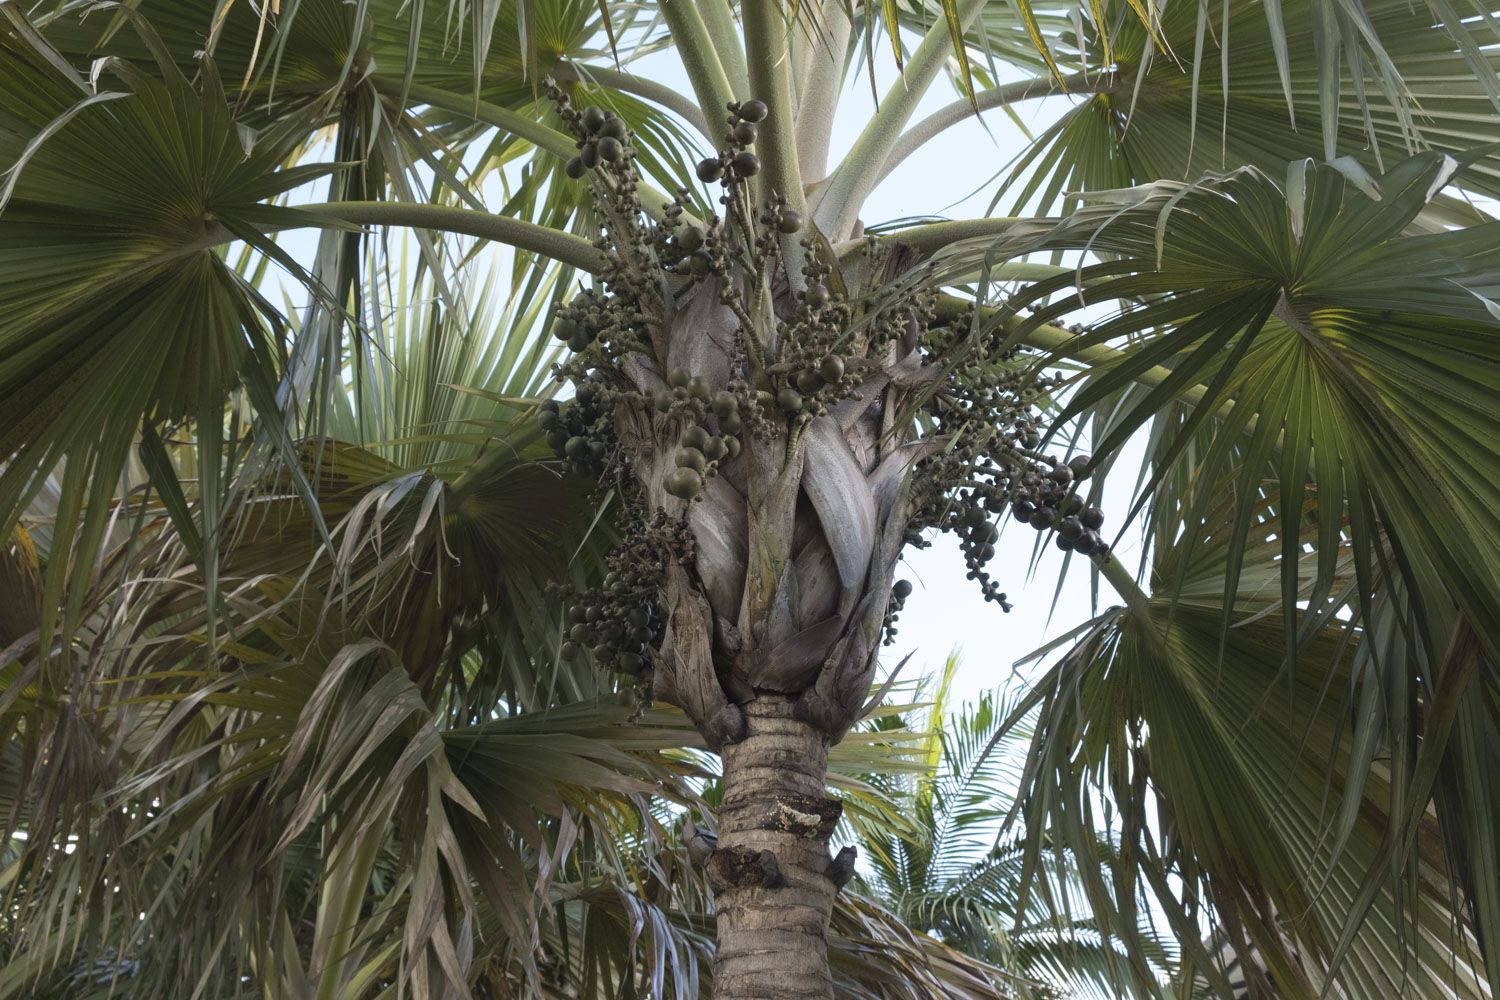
[659,0,739,139]
[1096,551,1153,621]
[811,0,988,239]
[878,72,1103,183]
[556,61,712,137]
[794,0,852,183]
[303,202,607,274]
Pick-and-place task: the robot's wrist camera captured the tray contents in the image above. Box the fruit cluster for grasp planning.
[564,105,631,179]
[539,388,615,480]
[1011,457,1109,557]
[903,310,1113,612]
[695,99,767,186]
[882,579,914,646]
[655,368,745,500]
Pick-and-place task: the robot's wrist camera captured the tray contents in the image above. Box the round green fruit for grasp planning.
[738,99,769,122]
[665,467,703,499]
[697,157,724,183]
[795,370,823,395]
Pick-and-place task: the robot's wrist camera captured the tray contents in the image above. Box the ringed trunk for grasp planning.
[710,697,839,1000]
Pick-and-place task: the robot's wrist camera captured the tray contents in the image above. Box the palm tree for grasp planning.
[851,661,1177,998]
[2,0,1499,997]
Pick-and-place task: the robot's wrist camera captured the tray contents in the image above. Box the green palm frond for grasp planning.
[1004,510,1493,997]
[993,0,1500,216]
[0,16,338,643]
[852,665,1176,997]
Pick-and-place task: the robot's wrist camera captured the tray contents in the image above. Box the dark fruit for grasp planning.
[703,437,727,461]
[678,225,705,252]
[581,106,606,133]
[711,391,738,418]
[719,411,743,436]
[681,426,709,451]
[580,142,599,169]
[568,604,587,623]
[1081,507,1105,530]
[665,467,703,499]
[1068,454,1091,475]
[567,331,590,352]
[1060,495,1085,517]
[688,251,712,276]
[893,579,913,599]
[697,157,724,182]
[564,156,586,179]
[725,435,741,458]
[1012,499,1035,521]
[795,369,823,395]
[1058,515,1083,539]
[1029,506,1056,530]
[565,436,589,458]
[818,355,844,382]
[1048,465,1074,485]
[1055,535,1075,552]
[688,376,712,401]
[676,447,707,472]
[777,387,804,412]
[600,116,627,141]
[560,641,579,660]
[1074,531,1099,556]
[805,283,829,308]
[653,389,674,413]
[733,121,758,145]
[732,151,761,176]
[738,99,768,122]
[538,410,560,431]
[597,136,623,162]
[777,209,803,234]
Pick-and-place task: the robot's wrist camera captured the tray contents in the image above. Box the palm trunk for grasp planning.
[710,696,838,1000]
